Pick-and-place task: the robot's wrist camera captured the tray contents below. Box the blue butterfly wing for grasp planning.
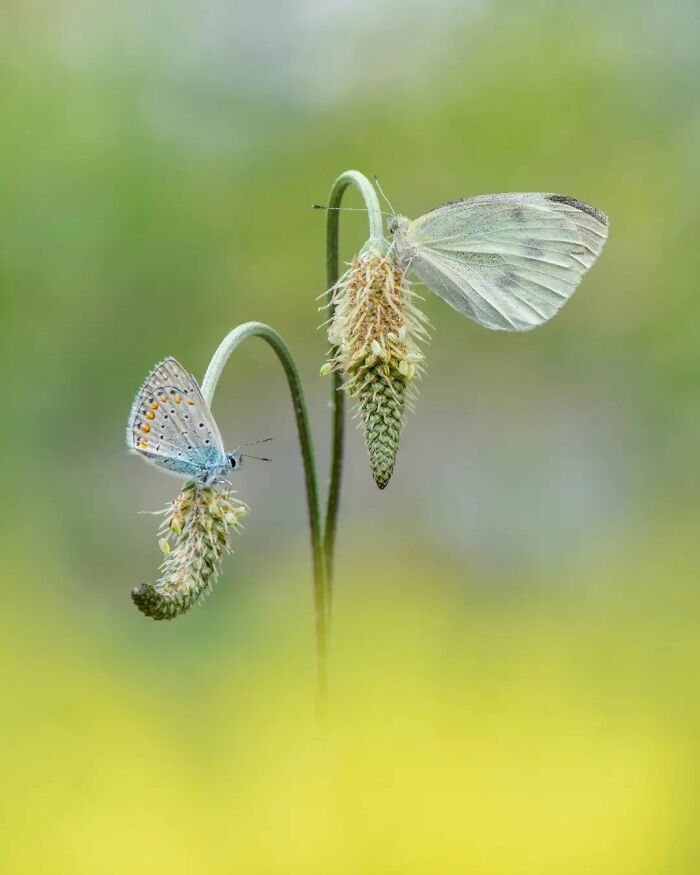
[127,357,228,481]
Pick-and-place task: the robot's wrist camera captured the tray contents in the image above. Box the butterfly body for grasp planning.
[146,444,232,483]
[389,192,608,332]
[127,357,240,484]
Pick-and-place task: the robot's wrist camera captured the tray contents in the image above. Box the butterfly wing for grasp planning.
[126,357,228,480]
[394,193,608,331]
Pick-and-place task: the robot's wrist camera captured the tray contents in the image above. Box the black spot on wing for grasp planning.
[547,195,608,226]
[498,271,519,292]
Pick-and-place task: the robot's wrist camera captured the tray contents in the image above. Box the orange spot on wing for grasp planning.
[186,398,194,405]
[150,402,158,410]
[174,395,182,403]
[160,395,167,402]
[139,439,147,449]
[146,411,155,420]
[141,424,150,433]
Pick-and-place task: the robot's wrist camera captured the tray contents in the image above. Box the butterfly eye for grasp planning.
[229,454,239,470]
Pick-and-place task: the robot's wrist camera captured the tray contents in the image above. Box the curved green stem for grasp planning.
[323,170,384,593]
[202,322,327,717]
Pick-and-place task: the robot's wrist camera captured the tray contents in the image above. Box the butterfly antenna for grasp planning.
[312,204,393,218]
[373,175,397,215]
[235,437,274,450]
[241,453,271,462]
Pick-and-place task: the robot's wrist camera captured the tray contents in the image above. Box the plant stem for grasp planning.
[201,322,328,717]
[323,170,384,594]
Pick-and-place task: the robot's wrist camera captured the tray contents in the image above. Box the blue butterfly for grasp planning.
[126,357,269,484]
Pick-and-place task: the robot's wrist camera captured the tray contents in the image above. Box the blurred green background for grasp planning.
[2,0,700,871]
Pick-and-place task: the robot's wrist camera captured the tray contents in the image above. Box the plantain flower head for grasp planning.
[132,482,247,621]
[322,240,430,488]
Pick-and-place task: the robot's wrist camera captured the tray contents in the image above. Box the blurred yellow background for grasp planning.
[2,0,700,871]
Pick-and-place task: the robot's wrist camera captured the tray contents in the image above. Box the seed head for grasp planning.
[322,242,430,488]
[132,482,247,621]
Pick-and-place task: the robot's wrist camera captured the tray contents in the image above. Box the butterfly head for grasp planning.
[228,438,273,471]
[387,215,413,268]
[387,213,412,237]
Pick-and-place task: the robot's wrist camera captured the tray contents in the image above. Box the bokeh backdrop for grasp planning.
[2,0,700,872]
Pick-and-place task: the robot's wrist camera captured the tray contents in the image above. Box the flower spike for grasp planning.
[322,240,429,488]
[132,482,247,621]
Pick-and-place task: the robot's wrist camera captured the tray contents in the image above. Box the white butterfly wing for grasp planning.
[393,193,608,332]
[126,357,228,479]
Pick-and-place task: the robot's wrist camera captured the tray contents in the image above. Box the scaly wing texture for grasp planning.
[401,193,608,331]
[126,357,227,480]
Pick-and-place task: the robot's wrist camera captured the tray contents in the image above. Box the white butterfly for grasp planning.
[389,193,608,331]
